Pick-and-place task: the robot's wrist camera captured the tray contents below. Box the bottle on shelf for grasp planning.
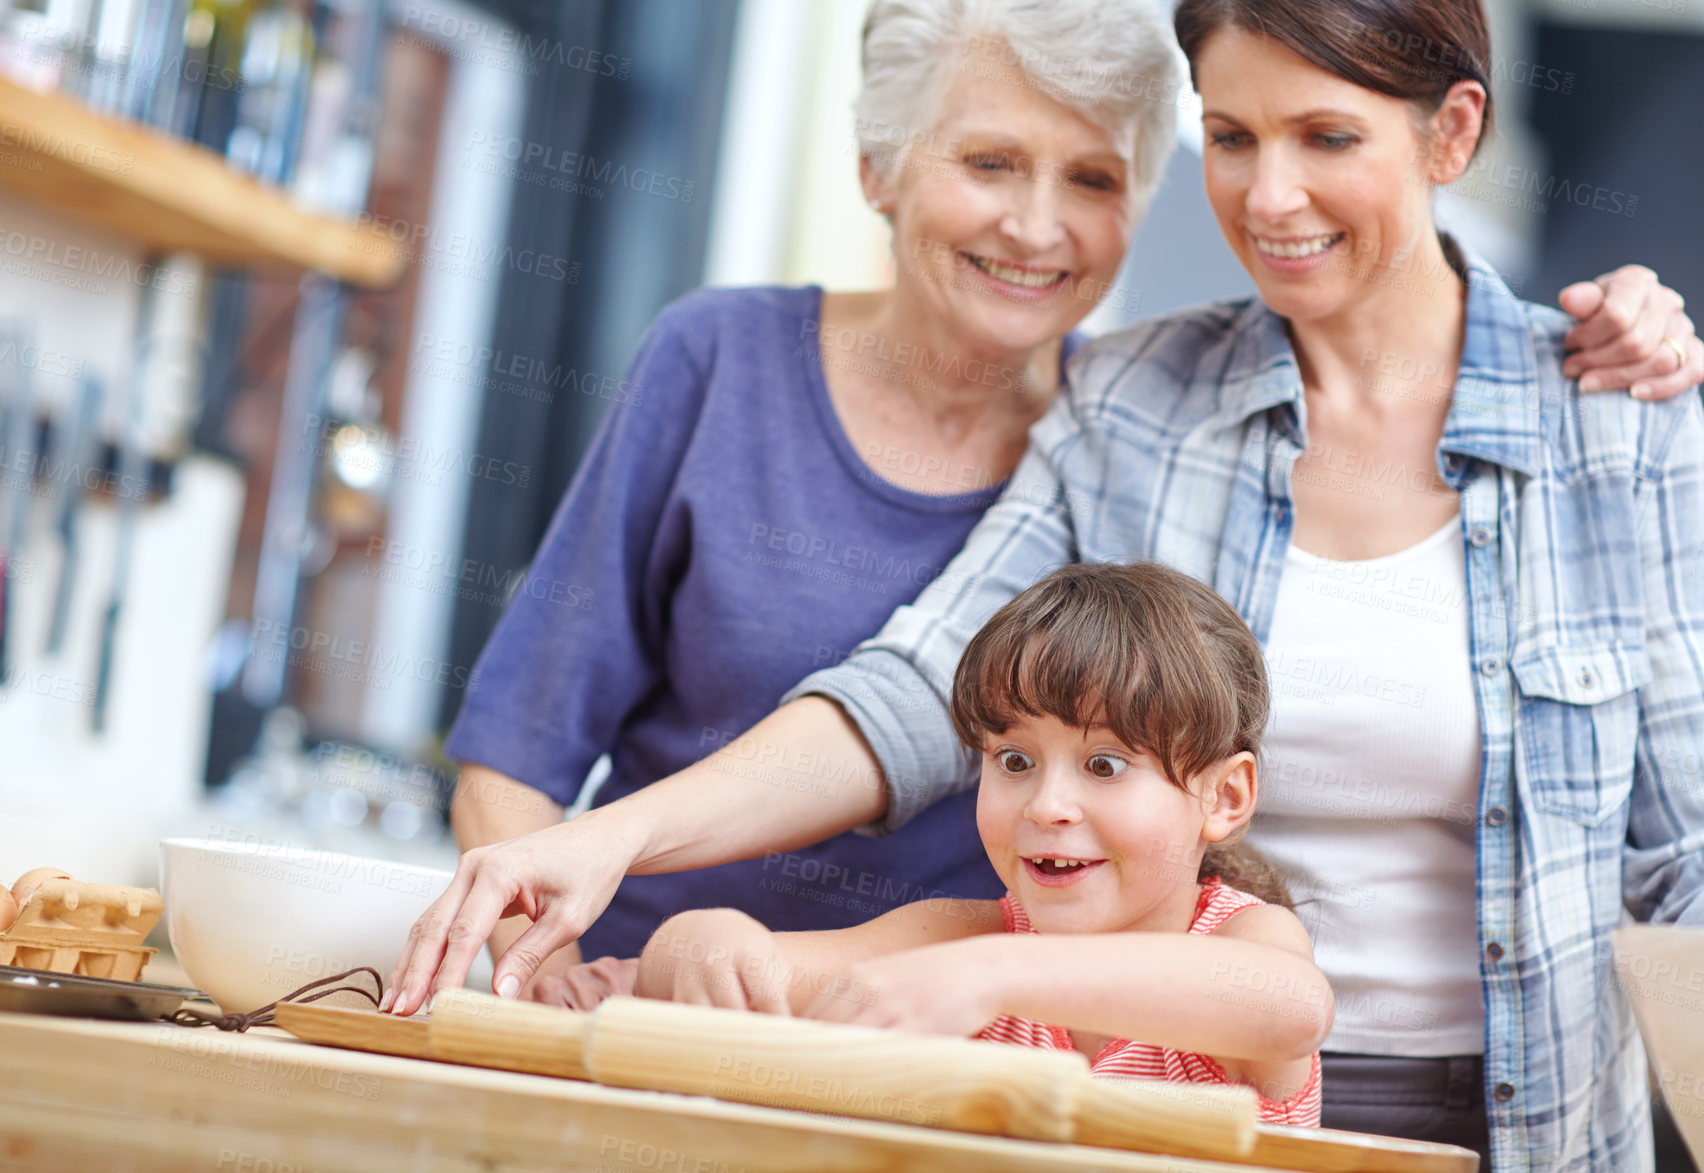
[170,0,260,149]
[225,0,313,184]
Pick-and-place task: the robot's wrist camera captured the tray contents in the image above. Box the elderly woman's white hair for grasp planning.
[855,0,1183,214]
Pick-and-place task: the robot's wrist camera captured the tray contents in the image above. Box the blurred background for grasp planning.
[0,0,1696,1150]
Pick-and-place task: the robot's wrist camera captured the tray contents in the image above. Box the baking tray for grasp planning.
[0,963,204,1021]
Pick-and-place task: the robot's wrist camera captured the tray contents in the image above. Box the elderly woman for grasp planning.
[441,0,1176,1000]
[428,0,1696,1046]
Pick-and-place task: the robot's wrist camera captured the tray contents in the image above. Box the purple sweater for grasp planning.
[446,285,1080,958]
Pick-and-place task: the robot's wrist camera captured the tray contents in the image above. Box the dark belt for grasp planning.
[1320,1052,1489,1169]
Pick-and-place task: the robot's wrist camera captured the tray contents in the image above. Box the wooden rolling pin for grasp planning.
[428,987,592,1080]
[431,991,1257,1161]
[276,997,1478,1169]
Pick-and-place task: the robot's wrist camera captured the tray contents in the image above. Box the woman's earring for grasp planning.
[869,199,885,213]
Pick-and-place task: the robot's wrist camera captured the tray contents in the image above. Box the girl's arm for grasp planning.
[807,903,1331,1103]
[637,897,1004,1016]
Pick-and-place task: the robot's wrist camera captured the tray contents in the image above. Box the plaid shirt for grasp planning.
[784,245,1704,1171]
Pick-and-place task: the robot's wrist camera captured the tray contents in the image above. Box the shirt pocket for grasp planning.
[1509,642,1650,826]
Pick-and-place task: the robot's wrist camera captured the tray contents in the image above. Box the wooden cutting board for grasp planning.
[1246,1125,1483,1172]
[274,1001,431,1059]
[276,994,1479,1172]
[0,1009,1373,1173]
[275,997,591,1078]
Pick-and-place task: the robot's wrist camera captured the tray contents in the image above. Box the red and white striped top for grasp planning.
[974,877,1323,1126]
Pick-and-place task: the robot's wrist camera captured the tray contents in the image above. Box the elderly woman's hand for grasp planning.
[381,816,634,1016]
[1560,265,1700,399]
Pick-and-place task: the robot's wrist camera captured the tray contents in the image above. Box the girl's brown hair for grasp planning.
[1173,0,1495,158]
[950,561,1291,908]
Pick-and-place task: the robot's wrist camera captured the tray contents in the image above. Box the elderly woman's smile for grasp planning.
[961,254,1070,292]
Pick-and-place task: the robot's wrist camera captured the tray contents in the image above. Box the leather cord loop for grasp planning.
[166,966,384,1031]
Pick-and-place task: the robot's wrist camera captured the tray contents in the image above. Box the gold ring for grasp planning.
[1663,335,1689,371]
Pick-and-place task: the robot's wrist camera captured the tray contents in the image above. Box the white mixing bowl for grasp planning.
[159,836,454,1013]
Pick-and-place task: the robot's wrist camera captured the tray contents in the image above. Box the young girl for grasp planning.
[634,561,1330,1123]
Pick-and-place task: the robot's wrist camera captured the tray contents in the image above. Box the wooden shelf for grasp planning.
[0,75,409,288]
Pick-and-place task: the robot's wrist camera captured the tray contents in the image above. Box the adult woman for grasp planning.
[409,13,1700,1166]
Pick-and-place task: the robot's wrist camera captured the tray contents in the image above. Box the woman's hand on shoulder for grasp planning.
[1559,265,1701,400]
[636,908,793,1013]
[801,937,1002,1037]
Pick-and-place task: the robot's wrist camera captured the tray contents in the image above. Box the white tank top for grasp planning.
[1257,514,1485,1055]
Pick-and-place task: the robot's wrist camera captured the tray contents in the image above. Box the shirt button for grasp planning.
[1444,455,1463,474]
[1577,667,1597,690]
[1486,806,1508,826]
[1470,526,1492,547]
[1486,941,1504,961]
[1480,657,1502,677]
[1495,1082,1516,1102]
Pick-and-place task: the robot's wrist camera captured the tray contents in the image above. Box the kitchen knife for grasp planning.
[0,323,33,686]
[92,362,146,733]
[91,268,158,733]
[45,374,107,657]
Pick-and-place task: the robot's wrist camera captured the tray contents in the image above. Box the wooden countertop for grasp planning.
[0,1010,1304,1173]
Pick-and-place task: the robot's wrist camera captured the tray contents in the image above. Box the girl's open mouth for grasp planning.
[1022,856,1105,887]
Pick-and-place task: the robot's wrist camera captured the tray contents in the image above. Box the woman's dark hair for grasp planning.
[950,561,1291,908]
[1173,0,1494,158]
